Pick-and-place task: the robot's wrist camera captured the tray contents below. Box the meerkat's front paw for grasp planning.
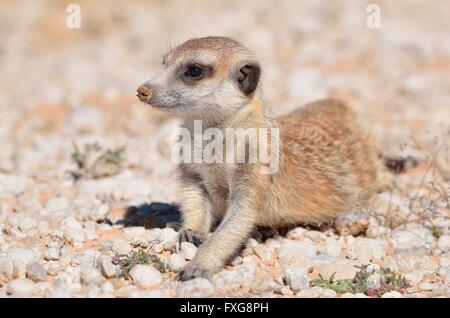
[177,263,213,281]
[179,228,207,247]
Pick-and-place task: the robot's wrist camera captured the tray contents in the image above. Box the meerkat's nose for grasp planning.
[137,84,154,102]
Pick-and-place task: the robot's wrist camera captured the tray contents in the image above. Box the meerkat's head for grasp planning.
[137,37,261,119]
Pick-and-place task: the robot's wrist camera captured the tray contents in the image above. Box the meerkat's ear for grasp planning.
[234,62,261,95]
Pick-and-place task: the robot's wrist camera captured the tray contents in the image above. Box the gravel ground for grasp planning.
[0,0,449,298]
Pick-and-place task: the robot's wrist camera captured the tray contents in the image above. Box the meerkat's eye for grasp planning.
[185,65,204,78]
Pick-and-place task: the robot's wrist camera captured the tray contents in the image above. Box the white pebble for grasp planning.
[19,217,37,232]
[129,265,162,288]
[285,267,309,292]
[180,242,197,260]
[381,291,404,298]
[80,265,104,285]
[97,255,121,278]
[168,254,186,272]
[6,278,35,296]
[45,196,70,213]
[438,235,450,250]
[44,247,60,261]
[177,278,214,298]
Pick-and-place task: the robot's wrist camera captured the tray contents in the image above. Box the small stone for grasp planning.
[320,289,338,298]
[8,248,37,267]
[368,192,410,218]
[111,240,132,254]
[129,265,162,288]
[45,196,70,213]
[405,270,429,284]
[323,237,342,257]
[37,221,51,236]
[394,255,437,272]
[7,214,21,227]
[390,229,428,253]
[45,261,60,276]
[26,262,47,282]
[93,203,110,221]
[437,235,450,251]
[138,289,169,298]
[286,227,307,240]
[381,291,404,298]
[71,252,97,266]
[285,267,309,292]
[213,267,254,291]
[168,254,186,272]
[80,265,104,285]
[19,217,37,232]
[123,226,146,240]
[100,281,115,293]
[278,240,317,265]
[438,267,450,282]
[159,227,179,244]
[177,278,214,298]
[440,252,450,267]
[420,283,434,291]
[61,216,83,230]
[97,255,121,278]
[296,287,337,298]
[366,226,391,238]
[253,244,273,261]
[6,278,35,296]
[314,259,365,280]
[116,285,140,298]
[64,227,86,243]
[305,231,327,243]
[44,247,60,261]
[348,238,386,261]
[0,257,14,279]
[275,286,295,296]
[340,292,368,298]
[45,279,71,298]
[250,279,280,294]
[180,242,197,260]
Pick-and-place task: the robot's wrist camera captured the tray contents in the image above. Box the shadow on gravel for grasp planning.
[118,202,182,230]
[117,203,335,237]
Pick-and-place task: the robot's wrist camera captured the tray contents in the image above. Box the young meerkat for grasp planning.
[137,36,384,281]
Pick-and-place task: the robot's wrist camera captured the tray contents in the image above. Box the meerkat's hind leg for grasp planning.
[334,211,370,236]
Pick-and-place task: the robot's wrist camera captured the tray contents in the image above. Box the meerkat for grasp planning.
[137,36,386,281]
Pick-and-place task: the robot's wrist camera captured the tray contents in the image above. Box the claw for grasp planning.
[179,229,206,247]
[176,264,212,281]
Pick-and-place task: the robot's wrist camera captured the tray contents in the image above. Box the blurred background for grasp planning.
[0,0,449,217]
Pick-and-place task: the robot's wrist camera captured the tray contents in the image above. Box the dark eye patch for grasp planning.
[178,62,213,85]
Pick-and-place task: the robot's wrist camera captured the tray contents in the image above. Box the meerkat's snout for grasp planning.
[136,84,154,103]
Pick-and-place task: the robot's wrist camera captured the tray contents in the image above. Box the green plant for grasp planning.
[70,142,126,179]
[310,273,354,294]
[429,224,443,240]
[112,250,166,279]
[310,265,409,297]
